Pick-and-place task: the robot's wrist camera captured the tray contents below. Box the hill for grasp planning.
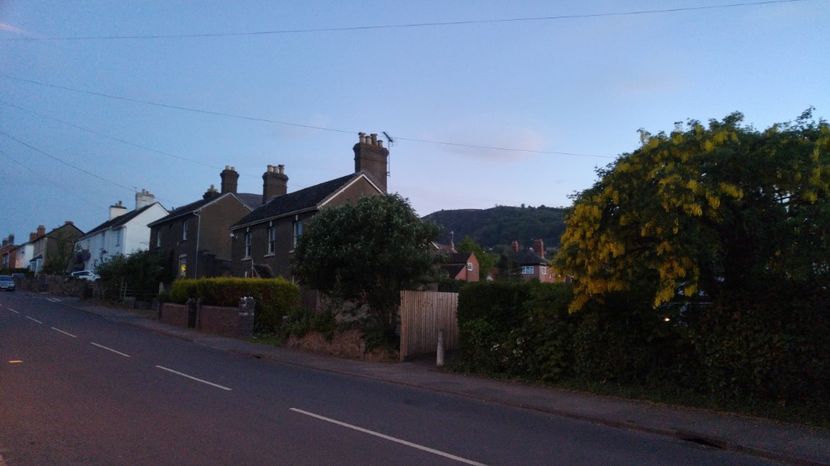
[423,205,567,250]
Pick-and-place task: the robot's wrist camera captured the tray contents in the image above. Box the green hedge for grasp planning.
[170,277,300,332]
[456,281,829,404]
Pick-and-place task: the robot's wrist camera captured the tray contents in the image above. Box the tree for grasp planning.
[294,194,440,342]
[456,235,496,278]
[42,230,75,275]
[556,111,830,311]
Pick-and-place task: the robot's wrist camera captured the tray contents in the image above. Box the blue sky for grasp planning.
[1,0,828,240]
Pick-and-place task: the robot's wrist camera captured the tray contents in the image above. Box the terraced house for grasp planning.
[230,133,388,279]
[148,167,261,278]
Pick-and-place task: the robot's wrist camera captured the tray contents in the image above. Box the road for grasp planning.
[0,291,774,465]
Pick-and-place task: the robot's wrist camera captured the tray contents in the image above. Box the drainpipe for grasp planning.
[193,211,201,278]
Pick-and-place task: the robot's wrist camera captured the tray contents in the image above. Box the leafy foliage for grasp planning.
[95,250,168,300]
[456,235,497,277]
[557,111,830,310]
[170,277,299,333]
[424,206,566,249]
[294,194,440,342]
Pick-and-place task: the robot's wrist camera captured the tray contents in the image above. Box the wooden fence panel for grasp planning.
[399,290,459,361]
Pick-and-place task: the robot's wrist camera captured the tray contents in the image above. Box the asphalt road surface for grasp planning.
[0,292,775,465]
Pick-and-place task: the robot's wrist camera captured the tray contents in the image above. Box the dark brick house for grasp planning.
[230,132,388,279]
[440,251,480,282]
[509,239,554,283]
[148,167,261,279]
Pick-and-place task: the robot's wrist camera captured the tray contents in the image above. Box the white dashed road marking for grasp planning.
[7,307,19,314]
[90,342,131,358]
[289,408,488,466]
[155,365,232,391]
[25,315,43,324]
[51,327,78,338]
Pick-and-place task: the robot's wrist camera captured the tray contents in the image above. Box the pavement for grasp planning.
[52,294,830,465]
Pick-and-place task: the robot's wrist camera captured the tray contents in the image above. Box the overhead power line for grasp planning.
[0,0,811,41]
[0,73,612,159]
[0,129,135,193]
[0,99,225,171]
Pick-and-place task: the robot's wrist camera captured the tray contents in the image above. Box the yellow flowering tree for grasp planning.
[557,111,830,311]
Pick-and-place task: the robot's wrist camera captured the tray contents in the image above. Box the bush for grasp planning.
[688,285,830,401]
[170,277,300,333]
[457,281,573,376]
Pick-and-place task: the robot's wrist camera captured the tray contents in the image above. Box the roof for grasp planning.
[511,249,547,266]
[232,174,357,229]
[445,252,473,265]
[80,203,161,239]
[441,263,465,278]
[148,192,257,227]
[236,193,263,209]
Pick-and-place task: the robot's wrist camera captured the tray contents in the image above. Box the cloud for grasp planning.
[0,22,29,35]
[424,118,548,162]
[273,114,333,140]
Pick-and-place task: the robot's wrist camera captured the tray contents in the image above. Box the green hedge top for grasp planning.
[457,281,572,332]
[170,277,299,305]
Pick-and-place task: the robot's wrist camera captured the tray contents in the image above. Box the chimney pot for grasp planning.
[370,133,378,145]
[277,164,284,174]
[378,140,384,148]
[511,240,520,253]
[220,165,239,194]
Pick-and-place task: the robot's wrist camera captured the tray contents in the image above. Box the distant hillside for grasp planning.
[423,206,567,250]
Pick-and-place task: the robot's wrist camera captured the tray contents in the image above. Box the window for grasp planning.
[244,231,252,258]
[182,221,188,241]
[292,220,303,249]
[521,266,535,275]
[115,228,122,247]
[178,255,187,278]
[267,225,276,254]
[466,262,474,271]
[155,230,161,248]
[540,265,547,275]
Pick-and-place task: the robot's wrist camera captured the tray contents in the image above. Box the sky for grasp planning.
[1,0,828,241]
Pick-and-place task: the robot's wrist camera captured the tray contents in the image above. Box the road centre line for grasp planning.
[154,365,232,391]
[51,327,77,338]
[289,408,488,466]
[7,307,19,314]
[90,342,131,358]
[25,315,43,324]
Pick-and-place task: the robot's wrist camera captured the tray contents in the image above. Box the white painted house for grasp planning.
[74,189,168,272]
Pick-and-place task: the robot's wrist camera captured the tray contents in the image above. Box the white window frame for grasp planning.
[521,265,535,275]
[466,262,473,271]
[244,230,252,258]
[267,224,276,255]
[182,221,188,241]
[292,220,303,249]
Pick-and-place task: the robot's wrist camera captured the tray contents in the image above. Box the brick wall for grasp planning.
[198,304,243,337]
[159,303,189,327]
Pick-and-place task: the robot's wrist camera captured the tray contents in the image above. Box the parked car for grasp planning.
[69,270,99,282]
[0,275,15,292]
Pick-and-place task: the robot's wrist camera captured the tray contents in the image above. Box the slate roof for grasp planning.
[232,174,356,229]
[80,203,160,239]
[148,192,259,227]
[512,249,547,266]
[441,263,466,278]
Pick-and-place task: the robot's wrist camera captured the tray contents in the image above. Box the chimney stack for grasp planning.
[29,232,37,242]
[220,165,239,194]
[135,188,156,210]
[37,225,46,238]
[8,234,14,245]
[354,131,390,193]
[533,239,545,258]
[511,240,520,253]
[203,184,220,200]
[262,164,288,204]
[109,201,128,220]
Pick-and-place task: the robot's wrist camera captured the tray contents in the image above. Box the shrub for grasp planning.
[688,285,830,401]
[169,277,300,333]
[457,281,573,376]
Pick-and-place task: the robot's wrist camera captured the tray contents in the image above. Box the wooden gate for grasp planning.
[399,290,459,361]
